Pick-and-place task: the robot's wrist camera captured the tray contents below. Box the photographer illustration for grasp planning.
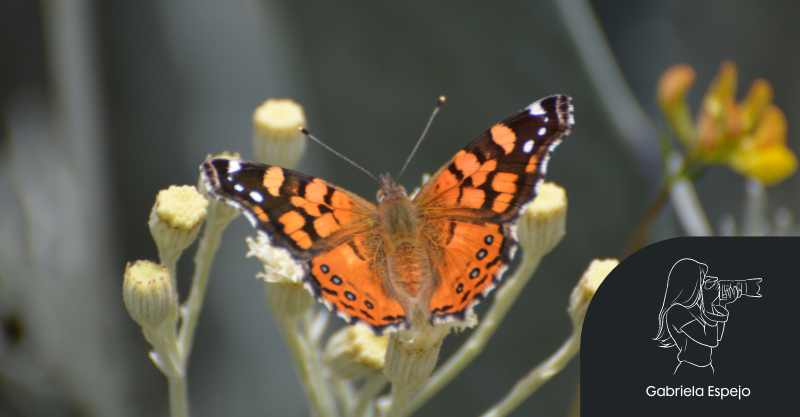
[654,258,762,375]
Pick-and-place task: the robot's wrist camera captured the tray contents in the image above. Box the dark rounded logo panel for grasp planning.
[582,237,799,416]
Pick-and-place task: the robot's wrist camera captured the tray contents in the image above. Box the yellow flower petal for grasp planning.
[729,143,797,186]
[704,60,738,111]
[740,79,773,132]
[752,105,788,147]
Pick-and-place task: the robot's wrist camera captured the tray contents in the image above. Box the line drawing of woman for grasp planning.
[654,258,733,375]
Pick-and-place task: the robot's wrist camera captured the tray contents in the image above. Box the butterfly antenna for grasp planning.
[299,127,380,183]
[397,95,446,181]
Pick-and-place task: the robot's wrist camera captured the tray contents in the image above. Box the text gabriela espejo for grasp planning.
[646,385,750,400]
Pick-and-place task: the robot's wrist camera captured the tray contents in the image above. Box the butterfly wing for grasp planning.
[414,94,574,324]
[202,159,407,333]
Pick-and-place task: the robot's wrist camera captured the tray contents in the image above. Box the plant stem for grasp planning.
[178,217,230,364]
[277,317,338,417]
[168,375,189,417]
[352,372,388,417]
[404,253,543,416]
[670,176,712,236]
[479,328,581,417]
[625,182,670,257]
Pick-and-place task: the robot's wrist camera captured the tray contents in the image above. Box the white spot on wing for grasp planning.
[527,101,546,116]
[522,139,535,153]
[537,127,547,136]
[228,160,242,173]
[234,183,245,192]
[250,190,264,203]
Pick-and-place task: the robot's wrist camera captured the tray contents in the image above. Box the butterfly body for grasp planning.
[202,95,574,335]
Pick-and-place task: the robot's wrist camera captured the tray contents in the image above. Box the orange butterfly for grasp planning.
[202,95,574,335]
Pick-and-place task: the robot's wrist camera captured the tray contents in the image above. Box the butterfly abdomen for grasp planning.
[377,182,437,319]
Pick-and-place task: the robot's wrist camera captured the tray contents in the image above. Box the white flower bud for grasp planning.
[569,259,618,326]
[324,324,389,380]
[149,185,208,262]
[383,308,459,416]
[517,182,567,257]
[253,99,307,168]
[246,233,314,319]
[123,261,177,328]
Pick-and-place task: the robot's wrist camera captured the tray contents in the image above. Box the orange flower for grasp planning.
[658,61,796,185]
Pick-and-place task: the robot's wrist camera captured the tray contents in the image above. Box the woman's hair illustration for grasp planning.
[654,258,708,347]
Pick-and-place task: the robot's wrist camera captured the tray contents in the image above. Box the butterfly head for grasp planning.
[377,173,408,203]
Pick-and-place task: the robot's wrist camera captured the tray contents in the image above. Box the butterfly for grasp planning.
[201,95,574,335]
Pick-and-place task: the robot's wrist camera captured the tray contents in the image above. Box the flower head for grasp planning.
[246,233,314,319]
[253,99,307,168]
[149,185,208,264]
[517,182,567,256]
[123,260,177,328]
[658,61,796,185]
[324,324,389,380]
[568,259,618,327]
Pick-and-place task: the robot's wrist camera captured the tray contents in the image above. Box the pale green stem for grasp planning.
[670,178,712,236]
[352,373,388,417]
[479,327,581,417]
[144,324,186,417]
[144,326,179,377]
[177,217,231,364]
[168,375,189,417]
[388,385,414,417]
[404,253,543,416]
[160,250,179,281]
[741,178,767,235]
[277,317,338,417]
[332,379,354,416]
[667,153,712,236]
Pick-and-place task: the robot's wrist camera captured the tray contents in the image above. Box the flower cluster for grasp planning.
[658,60,796,185]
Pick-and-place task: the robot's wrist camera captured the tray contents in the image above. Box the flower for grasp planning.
[252,99,307,168]
[517,182,567,256]
[658,61,796,185]
[568,259,618,327]
[324,324,389,380]
[149,185,208,265]
[123,260,177,328]
[246,233,314,319]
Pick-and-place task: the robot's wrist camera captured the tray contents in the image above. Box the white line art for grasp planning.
[654,258,762,375]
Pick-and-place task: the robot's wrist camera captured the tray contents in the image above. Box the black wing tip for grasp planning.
[530,95,574,133]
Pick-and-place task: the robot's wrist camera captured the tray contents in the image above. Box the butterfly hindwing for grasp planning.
[415,94,574,323]
[421,219,514,324]
[308,233,408,332]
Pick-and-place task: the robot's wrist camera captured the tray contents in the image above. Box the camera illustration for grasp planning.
[716,278,762,302]
[655,259,764,375]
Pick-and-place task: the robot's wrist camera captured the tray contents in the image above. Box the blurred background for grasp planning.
[1,0,798,416]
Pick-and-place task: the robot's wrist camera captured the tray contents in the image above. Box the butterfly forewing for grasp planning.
[415,94,574,324]
[202,159,377,259]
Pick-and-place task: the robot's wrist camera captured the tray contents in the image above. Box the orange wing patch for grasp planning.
[307,233,408,334]
[423,220,512,323]
[490,124,515,154]
[263,166,284,196]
